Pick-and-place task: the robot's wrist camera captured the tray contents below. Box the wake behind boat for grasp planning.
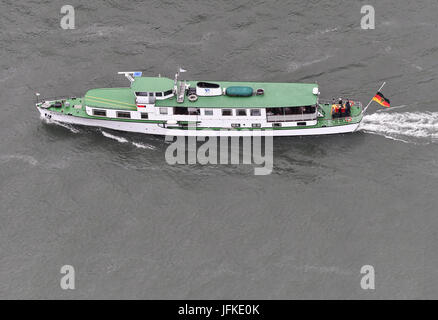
[36,68,363,136]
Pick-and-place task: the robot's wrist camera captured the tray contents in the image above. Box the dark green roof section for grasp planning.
[131,77,174,92]
[84,88,137,110]
[156,80,318,108]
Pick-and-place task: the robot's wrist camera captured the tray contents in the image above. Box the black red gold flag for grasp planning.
[372,92,390,107]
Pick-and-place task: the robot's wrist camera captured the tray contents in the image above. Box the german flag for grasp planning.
[372,92,390,107]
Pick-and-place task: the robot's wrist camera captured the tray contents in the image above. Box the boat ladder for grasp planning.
[177,81,186,103]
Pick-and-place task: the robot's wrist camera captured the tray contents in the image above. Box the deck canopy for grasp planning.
[156,80,318,108]
[84,88,137,110]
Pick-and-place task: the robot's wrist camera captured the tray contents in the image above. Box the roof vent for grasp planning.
[312,87,319,95]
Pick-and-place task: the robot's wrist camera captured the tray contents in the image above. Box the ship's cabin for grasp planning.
[135,90,174,105]
[131,76,176,106]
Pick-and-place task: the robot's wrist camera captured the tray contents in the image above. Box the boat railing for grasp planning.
[35,95,79,104]
[266,111,318,122]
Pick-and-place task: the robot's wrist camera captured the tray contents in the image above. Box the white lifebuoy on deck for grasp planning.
[188,94,198,102]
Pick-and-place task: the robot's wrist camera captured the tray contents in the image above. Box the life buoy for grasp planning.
[188,94,198,102]
[345,117,352,122]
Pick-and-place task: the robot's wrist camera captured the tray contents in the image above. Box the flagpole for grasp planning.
[362,82,386,114]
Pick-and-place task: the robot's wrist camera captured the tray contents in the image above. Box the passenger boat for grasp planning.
[35,69,363,136]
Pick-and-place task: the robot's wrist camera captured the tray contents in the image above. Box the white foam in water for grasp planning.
[132,142,156,150]
[101,130,128,143]
[43,117,80,133]
[0,154,38,166]
[56,122,80,134]
[101,131,156,150]
[360,111,438,143]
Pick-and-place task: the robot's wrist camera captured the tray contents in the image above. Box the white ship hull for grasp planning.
[38,107,360,137]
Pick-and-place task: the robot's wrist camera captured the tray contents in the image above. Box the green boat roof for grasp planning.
[84,88,137,110]
[131,77,174,92]
[159,80,318,108]
[84,77,318,110]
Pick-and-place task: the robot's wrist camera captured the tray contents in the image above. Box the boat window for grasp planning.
[250,109,261,116]
[303,106,316,114]
[159,107,168,115]
[174,107,188,115]
[266,108,284,116]
[156,92,163,97]
[283,107,293,115]
[266,106,317,116]
[236,109,247,116]
[149,92,154,97]
[284,107,302,115]
[188,108,200,115]
[272,123,282,127]
[136,92,149,96]
[164,89,173,96]
[252,123,261,128]
[117,111,131,118]
[197,82,220,89]
[204,109,213,116]
[93,109,106,116]
[222,109,233,116]
[231,123,241,128]
[141,113,148,119]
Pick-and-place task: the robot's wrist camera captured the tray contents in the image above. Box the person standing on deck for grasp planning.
[331,98,338,118]
[334,97,342,118]
[345,100,351,116]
